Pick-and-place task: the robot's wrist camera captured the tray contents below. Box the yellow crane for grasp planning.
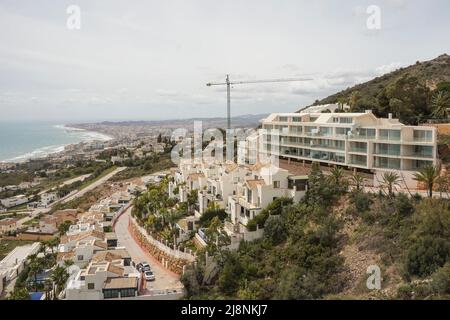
[206,74,312,129]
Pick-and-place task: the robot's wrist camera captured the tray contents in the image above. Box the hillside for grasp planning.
[304,54,450,125]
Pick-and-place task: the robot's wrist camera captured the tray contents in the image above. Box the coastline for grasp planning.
[0,125,114,164]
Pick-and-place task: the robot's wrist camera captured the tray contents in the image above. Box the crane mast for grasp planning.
[207,75,312,130]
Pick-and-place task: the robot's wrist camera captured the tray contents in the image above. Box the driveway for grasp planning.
[114,207,183,292]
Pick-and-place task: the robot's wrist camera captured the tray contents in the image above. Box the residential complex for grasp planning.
[168,159,308,243]
[260,111,438,187]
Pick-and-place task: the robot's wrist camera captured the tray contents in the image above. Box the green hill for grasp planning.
[306,54,450,125]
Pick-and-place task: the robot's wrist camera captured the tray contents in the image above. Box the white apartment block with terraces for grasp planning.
[228,164,308,232]
[261,111,438,187]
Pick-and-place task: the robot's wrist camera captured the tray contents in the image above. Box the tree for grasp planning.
[327,166,348,193]
[187,189,198,213]
[431,91,450,119]
[263,216,287,245]
[58,221,72,235]
[51,265,69,299]
[405,236,450,278]
[348,91,360,111]
[381,171,401,197]
[379,75,430,124]
[7,287,30,300]
[28,255,44,292]
[337,97,347,112]
[199,208,227,227]
[350,172,365,191]
[413,165,440,198]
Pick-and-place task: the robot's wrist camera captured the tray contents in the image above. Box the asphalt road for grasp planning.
[61,167,126,204]
[114,206,183,292]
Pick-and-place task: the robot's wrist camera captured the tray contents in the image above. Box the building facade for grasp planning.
[261,111,438,177]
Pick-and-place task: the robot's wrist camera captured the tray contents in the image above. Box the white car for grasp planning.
[144,270,155,281]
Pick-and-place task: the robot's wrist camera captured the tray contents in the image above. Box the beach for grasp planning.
[0,123,113,163]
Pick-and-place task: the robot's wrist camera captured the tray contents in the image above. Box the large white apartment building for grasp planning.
[260,111,438,187]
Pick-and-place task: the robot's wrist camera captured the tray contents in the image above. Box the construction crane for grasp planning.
[206,75,313,130]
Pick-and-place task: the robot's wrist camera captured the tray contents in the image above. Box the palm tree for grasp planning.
[28,258,44,292]
[39,241,48,255]
[46,237,59,255]
[43,278,54,300]
[348,91,360,111]
[337,97,347,112]
[381,171,401,197]
[327,166,345,186]
[51,265,69,299]
[350,172,365,191]
[413,164,441,198]
[431,91,450,119]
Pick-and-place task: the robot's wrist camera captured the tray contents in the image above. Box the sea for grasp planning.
[0,122,112,163]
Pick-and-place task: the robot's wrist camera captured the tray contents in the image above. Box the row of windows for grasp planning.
[103,288,136,299]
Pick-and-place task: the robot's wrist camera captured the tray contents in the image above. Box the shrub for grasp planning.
[431,263,450,295]
[350,191,372,213]
[405,236,450,278]
[199,209,227,227]
[394,193,414,217]
[263,216,287,245]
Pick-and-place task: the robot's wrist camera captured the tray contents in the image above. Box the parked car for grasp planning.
[141,262,151,272]
[144,270,155,281]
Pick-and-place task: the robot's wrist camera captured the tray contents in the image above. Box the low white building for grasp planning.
[228,165,308,232]
[0,195,29,208]
[40,192,59,207]
[65,260,140,300]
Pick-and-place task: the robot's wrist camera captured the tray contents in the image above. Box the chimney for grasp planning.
[388,113,393,119]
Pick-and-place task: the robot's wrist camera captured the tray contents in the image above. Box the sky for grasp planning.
[0,0,449,123]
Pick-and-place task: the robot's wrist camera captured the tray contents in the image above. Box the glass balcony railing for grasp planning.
[374,150,401,156]
[349,147,367,153]
[348,134,376,140]
[349,159,367,166]
[402,152,434,158]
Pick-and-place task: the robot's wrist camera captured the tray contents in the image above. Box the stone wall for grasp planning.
[128,221,192,275]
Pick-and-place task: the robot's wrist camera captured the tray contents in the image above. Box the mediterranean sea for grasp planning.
[0,122,111,163]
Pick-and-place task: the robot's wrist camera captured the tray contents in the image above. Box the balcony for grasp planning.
[349,147,367,153]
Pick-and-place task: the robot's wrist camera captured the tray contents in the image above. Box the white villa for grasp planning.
[228,164,307,232]
[169,159,309,241]
[65,260,140,300]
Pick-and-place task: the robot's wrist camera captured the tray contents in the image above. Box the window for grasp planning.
[273,181,280,188]
[339,117,353,124]
[120,288,136,298]
[103,289,119,299]
[374,143,400,156]
[413,130,432,142]
[357,128,376,139]
[292,117,301,122]
[379,129,401,141]
[88,283,95,290]
[336,127,351,136]
[279,116,288,122]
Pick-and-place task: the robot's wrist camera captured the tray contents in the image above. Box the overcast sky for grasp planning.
[0,0,449,123]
